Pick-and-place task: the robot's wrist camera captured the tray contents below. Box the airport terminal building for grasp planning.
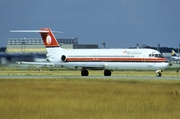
[6,37,99,53]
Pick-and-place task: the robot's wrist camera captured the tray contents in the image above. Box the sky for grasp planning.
[0,0,180,48]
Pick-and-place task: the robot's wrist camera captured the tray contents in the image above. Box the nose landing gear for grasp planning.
[156,70,163,77]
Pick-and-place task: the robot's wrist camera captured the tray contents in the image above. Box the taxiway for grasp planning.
[0,75,180,80]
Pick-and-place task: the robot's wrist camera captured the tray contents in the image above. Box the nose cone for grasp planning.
[159,57,169,69]
[162,62,169,69]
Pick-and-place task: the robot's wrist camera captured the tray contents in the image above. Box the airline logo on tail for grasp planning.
[171,50,178,56]
[40,28,60,48]
[171,50,180,60]
[10,28,62,48]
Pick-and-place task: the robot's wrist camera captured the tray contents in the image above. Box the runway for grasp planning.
[0,75,180,80]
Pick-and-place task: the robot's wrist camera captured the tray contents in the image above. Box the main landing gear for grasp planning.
[81,68,89,76]
[156,70,163,77]
[81,68,112,76]
[104,70,112,76]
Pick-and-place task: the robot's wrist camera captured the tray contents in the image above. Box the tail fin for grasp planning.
[39,28,60,48]
[10,28,62,48]
[171,50,178,56]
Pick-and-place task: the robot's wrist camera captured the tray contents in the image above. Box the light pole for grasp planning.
[102,42,106,49]
[21,38,26,53]
[178,44,180,56]
[157,44,160,52]
[136,43,139,49]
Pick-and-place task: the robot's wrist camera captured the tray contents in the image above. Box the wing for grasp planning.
[17,61,55,66]
[18,62,105,70]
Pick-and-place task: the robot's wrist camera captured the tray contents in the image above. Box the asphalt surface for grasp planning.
[0,75,180,80]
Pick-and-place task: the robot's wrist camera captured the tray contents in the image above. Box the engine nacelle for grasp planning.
[61,55,67,62]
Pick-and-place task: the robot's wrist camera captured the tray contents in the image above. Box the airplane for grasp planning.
[171,50,180,60]
[10,28,169,77]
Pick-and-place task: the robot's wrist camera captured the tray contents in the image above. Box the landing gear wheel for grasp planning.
[156,70,162,77]
[81,68,89,76]
[157,72,162,77]
[104,70,111,76]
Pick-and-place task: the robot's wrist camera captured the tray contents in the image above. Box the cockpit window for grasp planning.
[149,54,163,58]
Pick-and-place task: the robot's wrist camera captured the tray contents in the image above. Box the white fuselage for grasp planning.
[171,56,180,60]
[46,48,169,70]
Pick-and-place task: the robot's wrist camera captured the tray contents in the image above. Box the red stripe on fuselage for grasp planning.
[64,57,167,62]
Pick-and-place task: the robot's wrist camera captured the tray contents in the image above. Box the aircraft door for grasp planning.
[93,54,99,61]
[142,55,146,62]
